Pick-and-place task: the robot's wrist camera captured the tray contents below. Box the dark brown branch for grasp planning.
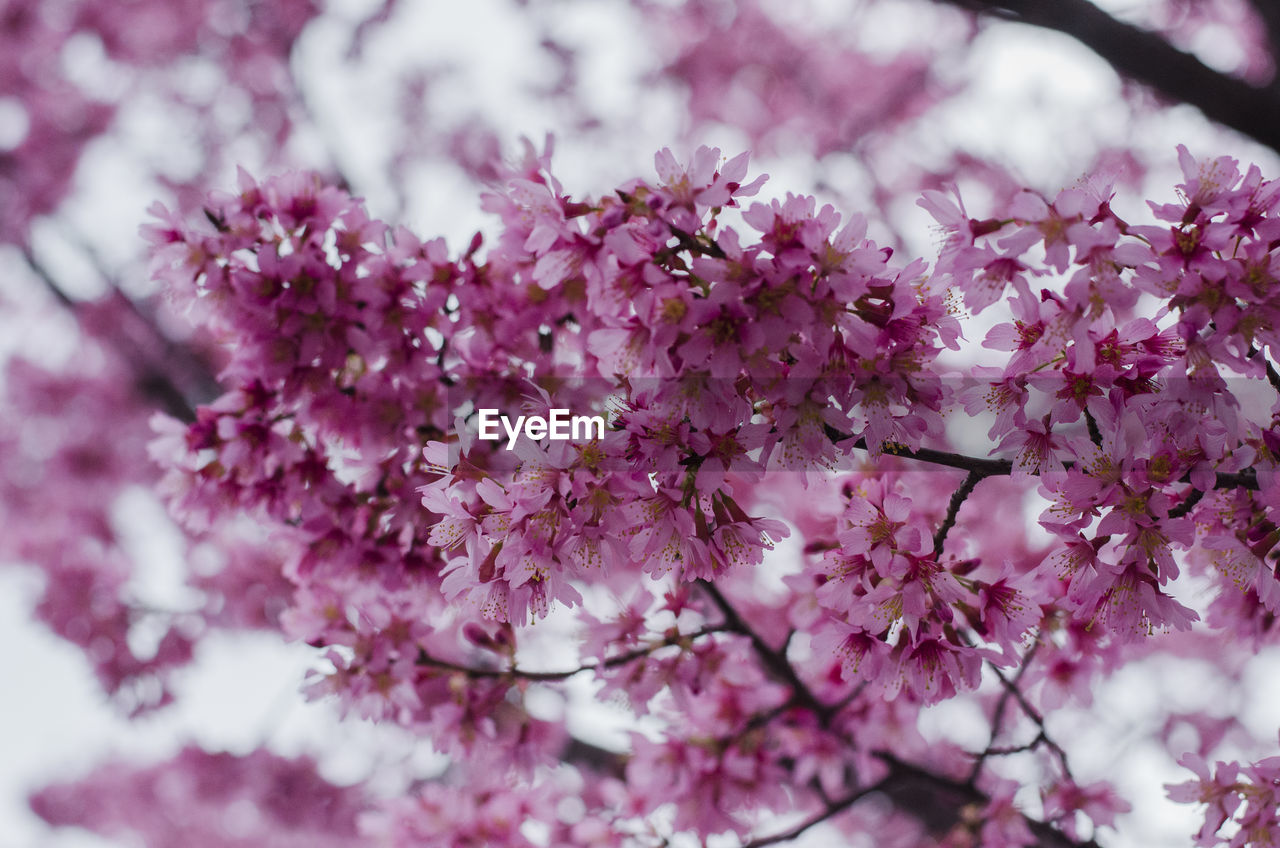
[561,736,627,780]
[989,663,1074,780]
[935,0,1280,155]
[667,222,728,259]
[1168,486,1206,520]
[980,736,1047,757]
[56,226,223,410]
[1084,409,1103,449]
[825,425,1016,478]
[875,753,1102,848]
[934,470,981,556]
[21,247,76,310]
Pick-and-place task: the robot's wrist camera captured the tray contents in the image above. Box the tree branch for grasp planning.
[935,0,1280,155]
[875,753,1102,848]
[1248,343,1280,395]
[989,662,1074,780]
[561,736,627,780]
[1168,486,1206,520]
[934,470,982,556]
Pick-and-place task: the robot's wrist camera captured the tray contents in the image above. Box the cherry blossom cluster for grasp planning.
[925,146,1280,641]
[0,294,309,715]
[630,0,952,158]
[40,142,1280,847]
[31,746,366,848]
[0,353,195,713]
[1167,752,1280,847]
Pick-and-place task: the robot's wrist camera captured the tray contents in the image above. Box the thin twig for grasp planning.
[698,576,1099,847]
[979,736,1046,757]
[968,638,1041,783]
[826,427,1259,491]
[20,247,76,309]
[416,624,726,682]
[697,579,834,720]
[739,781,887,848]
[989,662,1073,779]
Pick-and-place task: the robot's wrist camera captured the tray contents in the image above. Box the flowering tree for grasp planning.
[7,1,1280,847]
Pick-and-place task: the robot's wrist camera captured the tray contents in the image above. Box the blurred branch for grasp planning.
[697,579,835,721]
[560,732,1103,847]
[875,753,1102,848]
[969,639,1040,782]
[19,246,213,422]
[560,736,627,780]
[20,246,76,310]
[936,0,1280,155]
[989,661,1074,779]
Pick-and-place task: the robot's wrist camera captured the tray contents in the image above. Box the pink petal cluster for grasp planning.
[26,141,1280,847]
[31,746,366,848]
